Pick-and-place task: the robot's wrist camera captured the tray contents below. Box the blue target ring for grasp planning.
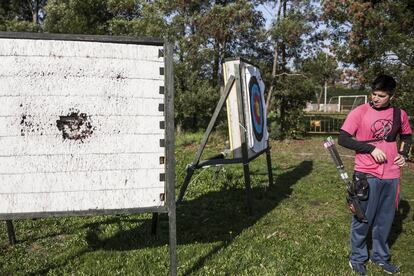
[249,76,264,141]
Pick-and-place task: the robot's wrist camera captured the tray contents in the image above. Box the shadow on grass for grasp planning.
[389,199,411,249]
[81,160,313,274]
[366,199,410,255]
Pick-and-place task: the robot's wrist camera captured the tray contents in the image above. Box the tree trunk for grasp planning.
[212,38,220,88]
[28,0,38,25]
[281,0,287,71]
[265,41,278,111]
[279,97,286,140]
[316,86,323,111]
[265,0,283,112]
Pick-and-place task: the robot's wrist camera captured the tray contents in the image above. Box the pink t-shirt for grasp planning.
[341,103,412,179]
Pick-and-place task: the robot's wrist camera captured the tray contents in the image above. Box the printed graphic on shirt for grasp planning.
[371,119,392,139]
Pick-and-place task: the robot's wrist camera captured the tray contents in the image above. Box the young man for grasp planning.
[338,74,412,275]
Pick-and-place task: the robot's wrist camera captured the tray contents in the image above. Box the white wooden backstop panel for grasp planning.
[223,59,268,158]
[0,37,166,216]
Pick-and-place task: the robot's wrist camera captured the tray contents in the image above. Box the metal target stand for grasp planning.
[177,62,273,213]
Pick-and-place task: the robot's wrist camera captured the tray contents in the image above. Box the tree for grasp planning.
[269,74,314,139]
[265,0,325,139]
[44,0,111,34]
[300,51,339,111]
[163,0,268,130]
[323,0,414,114]
[0,0,46,31]
[45,0,167,36]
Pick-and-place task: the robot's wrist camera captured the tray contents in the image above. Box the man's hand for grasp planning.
[394,154,407,167]
[371,148,387,163]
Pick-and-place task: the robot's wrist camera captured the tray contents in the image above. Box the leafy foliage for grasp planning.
[265,0,327,139]
[44,0,111,34]
[0,0,46,31]
[323,0,414,113]
[166,1,268,130]
[300,51,340,108]
[269,75,314,139]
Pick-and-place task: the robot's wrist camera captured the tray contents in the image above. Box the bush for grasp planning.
[267,110,307,140]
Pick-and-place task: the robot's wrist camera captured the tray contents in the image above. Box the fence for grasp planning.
[304,113,413,135]
[304,113,347,134]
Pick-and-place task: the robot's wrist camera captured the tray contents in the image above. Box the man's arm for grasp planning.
[338,130,387,163]
[338,130,375,153]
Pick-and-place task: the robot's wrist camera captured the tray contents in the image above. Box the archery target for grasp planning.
[244,65,268,153]
[223,59,268,157]
[249,76,264,141]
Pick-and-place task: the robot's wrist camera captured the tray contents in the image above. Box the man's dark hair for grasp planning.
[371,74,396,95]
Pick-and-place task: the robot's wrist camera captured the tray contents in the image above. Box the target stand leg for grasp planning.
[151,213,159,236]
[266,146,273,189]
[6,220,17,246]
[176,165,195,204]
[242,161,253,215]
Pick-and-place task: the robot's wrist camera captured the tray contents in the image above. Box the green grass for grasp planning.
[1,133,413,275]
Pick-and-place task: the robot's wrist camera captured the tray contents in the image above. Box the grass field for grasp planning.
[1,132,413,275]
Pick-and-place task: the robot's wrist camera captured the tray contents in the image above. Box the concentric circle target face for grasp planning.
[248,76,264,141]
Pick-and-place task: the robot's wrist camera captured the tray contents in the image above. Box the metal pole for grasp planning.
[177,166,195,204]
[338,96,341,112]
[324,81,327,112]
[234,64,253,214]
[165,42,177,276]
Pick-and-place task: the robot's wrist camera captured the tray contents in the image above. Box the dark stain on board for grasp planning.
[20,114,53,136]
[116,73,126,80]
[20,114,34,136]
[56,111,94,141]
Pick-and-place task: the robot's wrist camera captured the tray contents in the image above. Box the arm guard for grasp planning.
[338,130,375,153]
[399,134,412,159]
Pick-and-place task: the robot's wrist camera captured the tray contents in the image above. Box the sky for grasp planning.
[257,3,276,29]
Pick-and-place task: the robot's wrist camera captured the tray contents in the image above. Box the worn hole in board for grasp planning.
[56,111,94,141]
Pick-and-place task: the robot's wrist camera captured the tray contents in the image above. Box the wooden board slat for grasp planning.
[0,187,165,214]
[0,115,164,137]
[0,170,164,193]
[0,38,163,60]
[0,152,163,175]
[0,134,164,156]
[0,96,163,117]
[0,56,163,80]
[0,76,164,98]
